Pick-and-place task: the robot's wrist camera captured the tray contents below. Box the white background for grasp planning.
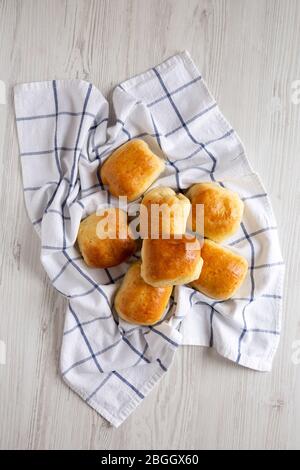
[0,0,299,450]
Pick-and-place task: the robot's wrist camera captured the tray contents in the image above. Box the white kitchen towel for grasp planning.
[14,51,284,427]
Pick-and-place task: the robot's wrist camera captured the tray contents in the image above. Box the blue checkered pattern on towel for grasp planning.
[14,51,284,427]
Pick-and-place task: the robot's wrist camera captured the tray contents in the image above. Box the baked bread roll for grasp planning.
[77,208,136,268]
[114,261,173,325]
[190,239,248,300]
[186,182,244,242]
[141,235,203,287]
[140,186,191,236]
[100,139,165,202]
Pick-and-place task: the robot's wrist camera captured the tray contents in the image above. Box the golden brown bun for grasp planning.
[190,239,248,300]
[100,139,165,202]
[186,182,244,242]
[140,187,191,236]
[141,235,203,287]
[114,261,173,325]
[77,209,136,268]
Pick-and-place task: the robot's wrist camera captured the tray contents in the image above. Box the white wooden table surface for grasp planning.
[0,0,299,450]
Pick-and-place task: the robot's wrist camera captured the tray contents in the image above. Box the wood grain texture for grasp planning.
[0,0,299,450]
